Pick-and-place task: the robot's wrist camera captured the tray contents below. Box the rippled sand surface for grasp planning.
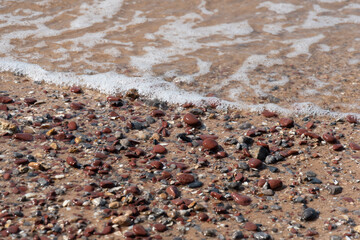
[1,0,360,115]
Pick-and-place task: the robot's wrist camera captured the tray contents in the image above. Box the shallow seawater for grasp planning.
[0,0,360,116]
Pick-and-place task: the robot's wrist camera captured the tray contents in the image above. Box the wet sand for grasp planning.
[1,72,360,239]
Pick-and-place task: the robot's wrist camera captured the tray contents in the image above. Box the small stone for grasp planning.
[70,102,83,110]
[349,142,360,151]
[244,222,257,231]
[328,186,343,195]
[166,186,181,198]
[188,181,203,188]
[249,145,270,161]
[231,193,252,206]
[262,110,277,118]
[28,162,41,170]
[66,157,77,167]
[70,86,82,93]
[183,113,200,126]
[232,231,244,240]
[279,118,294,128]
[153,223,167,232]
[24,98,37,104]
[7,225,19,234]
[109,201,120,209]
[203,229,217,237]
[83,185,94,192]
[354,225,360,233]
[153,145,167,154]
[333,144,344,151]
[133,224,147,236]
[50,142,58,150]
[346,115,357,123]
[177,173,195,184]
[68,121,77,130]
[248,158,262,169]
[202,138,218,150]
[112,215,132,226]
[198,212,209,221]
[46,128,56,136]
[301,208,319,221]
[268,179,283,190]
[323,133,336,144]
[253,232,271,240]
[100,181,115,188]
[0,96,13,104]
[14,133,33,141]
[151,110,165,117]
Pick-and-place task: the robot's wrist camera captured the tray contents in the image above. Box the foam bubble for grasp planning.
[282,34,324,58]
[257,2,302,14]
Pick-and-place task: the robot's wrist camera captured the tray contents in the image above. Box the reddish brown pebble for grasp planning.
[349,142,360,151]
[346,115,357,123]
[7,225,19,234]
[177,173,195,184]
[333,144,344,151]
[244,222,257,231]
[262,110,277,118]
[323,133,336,144]
[24,98,37,104]
[279,118,294,128]
[151,110,165,117]
[231,193,252,206]
[202,138,218,150]
[258,179,266,187]
[154,223,167,232]
[166,186,181,198]
[0,104,8,111]
[68,121,77,131]
[248,158,262,169]
[83,185,94,192]
[3,173,10,180]
[150,161,163,169]
[153,145,167,154]
[100,181,115,188]
[268,179,283,190]
[66,157,77,167]
[132,224,147,236]
[14,133,33,141]
[70,86,82,93]
[198,212,209,221]
[0,96,13,104]
[101,226,112,235]
[70,102,83,110]
[183,113,200,126]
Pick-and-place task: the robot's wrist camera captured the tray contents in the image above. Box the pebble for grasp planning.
[328,185,343,195]
[268,179,283,190]
[70,102,83,110]
[188,181,203,188]
[198,212,209,221]
[100,181,115,188]
[66,157,77,167]
[153,145,167,154]
[109,201,120,209]
[166,186,181,198]
[183,113,200,126]
[232,231,244,239]
[301,208,319,221]
[346,115,357,123]
[133,224,148,236]
[14,133,33,141]
[70,86,82,93]
[323,133,336,143]
[154,223,167,232]
[177,173,195,184]
[231,193,252,206]
[349,142,360,150]
[244,222,258,231]
[68,121,77,130]
[253,232,271,240]
[24,98,37,104]
[279,118,294,128]
[202,138,218,150]
[112,215,131,226]
[332,144,344,151]
[7,225,19,234]
[248,158,262,169]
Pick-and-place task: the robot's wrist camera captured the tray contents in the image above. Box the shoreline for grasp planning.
[1,72,360,239]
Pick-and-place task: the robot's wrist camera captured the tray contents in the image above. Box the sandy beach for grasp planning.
[1,72,360,239]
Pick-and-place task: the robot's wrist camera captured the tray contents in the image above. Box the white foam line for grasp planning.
[257,1,302,14]
[282,34,324,58]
